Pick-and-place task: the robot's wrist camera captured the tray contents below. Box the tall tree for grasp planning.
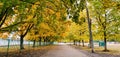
[85,0,94,53]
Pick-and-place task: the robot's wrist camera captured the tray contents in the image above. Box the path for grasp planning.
[39,44,120,57]
[1,43,119,57]
[40,44,89,57]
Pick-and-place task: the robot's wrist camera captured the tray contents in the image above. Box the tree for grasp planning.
[89,0,120,51]
[85,0,94,53]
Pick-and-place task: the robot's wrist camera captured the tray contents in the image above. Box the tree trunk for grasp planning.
[103,30,109,51]
[89,38,91,48]
[20,36,24,49]
[39,37,42,46]
[43,38,46,45]
[78,40,81,46]
[82,40,84,47]
[46,37,49,45]
[104,38,107,50]
[103,12,109,52]
[33,40,36,47]
[47,39,50,45]
[73,40,75,45]
[85,0,94,53]
[19,24,34,50]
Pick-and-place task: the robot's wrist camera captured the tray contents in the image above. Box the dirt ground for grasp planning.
[1,44,120,57]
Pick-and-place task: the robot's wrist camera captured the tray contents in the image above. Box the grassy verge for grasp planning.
[71,45,120,55]
[0,45,55,57]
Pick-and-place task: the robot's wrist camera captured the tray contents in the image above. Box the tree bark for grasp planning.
[43,38,46,45]
[0,7,10,28]
[85,0,94,53]
[33,40,36,47]
[103,27,108,51]
[20,36,24,49]
[103,13,109,52]
[46,37,48,45]
[82,40,84,47]
[20,24,34,50]
[73,40,75,45]
[104,37,107,51]
[39,37,42,46]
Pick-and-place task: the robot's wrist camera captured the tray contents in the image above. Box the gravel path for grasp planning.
[40,44,89,57]
[39,44,120,57]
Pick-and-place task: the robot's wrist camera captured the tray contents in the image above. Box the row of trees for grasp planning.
[0,0,69,49]
[0,0,120,53]
[61,0,120,52]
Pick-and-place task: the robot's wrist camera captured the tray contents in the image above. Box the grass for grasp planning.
[0,45,31,53]
[0,45,54,57]
[72,45,120,55]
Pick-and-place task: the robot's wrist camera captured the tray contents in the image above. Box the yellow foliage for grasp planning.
[34,1,40,5]
[39,22,50,30]
[0,2,3,5]
[13,10,18,13]
[27,15,33,20]
[45,8,55,14]
[56,12,60,19]
[115,34,120,38]
[0,32,9,39]
[25,32,39,41]
[103,0,117,8]
[79,10,86,18]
